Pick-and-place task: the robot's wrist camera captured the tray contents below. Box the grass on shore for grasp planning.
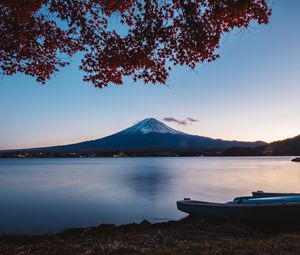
[1,216,300,255]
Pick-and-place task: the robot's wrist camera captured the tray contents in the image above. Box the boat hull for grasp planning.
[291,157,300,162]
[177,200,300,225]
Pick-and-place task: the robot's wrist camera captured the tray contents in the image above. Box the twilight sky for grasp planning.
[0,1,300,150]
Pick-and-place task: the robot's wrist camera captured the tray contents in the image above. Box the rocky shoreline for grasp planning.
[1,216,300,255]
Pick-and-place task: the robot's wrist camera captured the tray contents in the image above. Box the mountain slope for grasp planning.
[222,134,300,156]
[262,134,300,155]
[2,118,266,155]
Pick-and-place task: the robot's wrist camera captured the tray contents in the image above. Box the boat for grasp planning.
[177,192,300,225]
[291,157,300,162]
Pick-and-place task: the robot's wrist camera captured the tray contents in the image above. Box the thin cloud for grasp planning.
[163,117,187,126]
[187,117,199,123]
[163,117,199,126]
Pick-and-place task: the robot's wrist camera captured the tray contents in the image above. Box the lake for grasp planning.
[0,157,299,234]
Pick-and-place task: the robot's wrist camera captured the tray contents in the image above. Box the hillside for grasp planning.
[222,134,300,156]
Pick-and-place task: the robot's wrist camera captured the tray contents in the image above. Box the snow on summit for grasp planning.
[120,118,183,135]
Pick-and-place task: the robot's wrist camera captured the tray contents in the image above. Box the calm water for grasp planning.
[0,157,299,234]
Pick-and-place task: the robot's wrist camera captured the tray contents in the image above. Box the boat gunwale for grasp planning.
[252,192,300,197]
[177,200,300,208]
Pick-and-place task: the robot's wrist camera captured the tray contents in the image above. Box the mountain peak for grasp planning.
[119,118,183,135]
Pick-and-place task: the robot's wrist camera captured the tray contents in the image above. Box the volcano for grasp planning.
[5,118,266,156]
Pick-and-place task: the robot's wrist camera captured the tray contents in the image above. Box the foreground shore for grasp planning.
[1,216,300,255]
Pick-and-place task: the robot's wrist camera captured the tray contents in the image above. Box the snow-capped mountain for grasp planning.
[119,118,182,135]
[5,118,266,155]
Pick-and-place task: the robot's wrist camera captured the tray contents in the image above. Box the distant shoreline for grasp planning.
[0,153,297,158]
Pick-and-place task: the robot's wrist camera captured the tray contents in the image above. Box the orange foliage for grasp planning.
[0,0,271,87]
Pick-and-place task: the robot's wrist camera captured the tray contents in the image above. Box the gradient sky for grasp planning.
[1,1,300,150]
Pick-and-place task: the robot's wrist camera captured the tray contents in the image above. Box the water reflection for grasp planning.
[126,163,172,199]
